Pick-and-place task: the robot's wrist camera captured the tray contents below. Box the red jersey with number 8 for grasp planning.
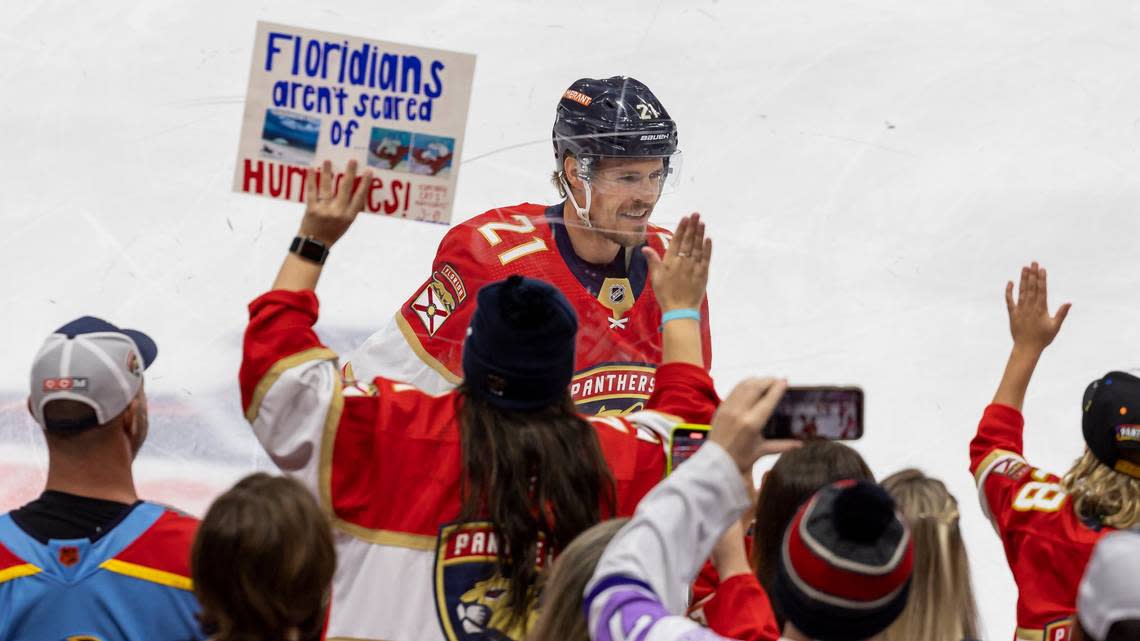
[347,203,713,417]
[970,403,1114,641]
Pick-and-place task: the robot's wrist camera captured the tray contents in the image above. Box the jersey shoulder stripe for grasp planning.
[99,558,192,591]
[0,560,40,585]
[974,448,1028,487]
[109,507,198,585]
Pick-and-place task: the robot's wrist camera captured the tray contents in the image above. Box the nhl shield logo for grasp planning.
[433,521,542,641]
[596,277,634,324]
[58,546,80,567]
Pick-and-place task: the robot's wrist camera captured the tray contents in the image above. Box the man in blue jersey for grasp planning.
[0,317,204,641]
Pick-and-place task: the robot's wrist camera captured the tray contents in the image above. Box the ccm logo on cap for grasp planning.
[42,377,89,391]
[1116,424,1140,443]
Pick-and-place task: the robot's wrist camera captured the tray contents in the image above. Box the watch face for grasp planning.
[294,237,329,264]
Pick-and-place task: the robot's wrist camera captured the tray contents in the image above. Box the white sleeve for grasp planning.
[247,357,339,497]
[621,410,679,446]
[583,442,749,641]
[344,314,457,394]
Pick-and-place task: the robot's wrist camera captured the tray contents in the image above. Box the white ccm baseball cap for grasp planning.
[28,316,157,431]
[1078,529,1140,641]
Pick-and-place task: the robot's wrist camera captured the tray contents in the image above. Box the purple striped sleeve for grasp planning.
[585,575,727,641]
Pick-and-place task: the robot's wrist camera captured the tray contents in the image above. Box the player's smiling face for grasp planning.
[585,157,666,247]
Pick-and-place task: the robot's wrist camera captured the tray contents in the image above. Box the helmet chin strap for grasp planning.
[559,172,593,229]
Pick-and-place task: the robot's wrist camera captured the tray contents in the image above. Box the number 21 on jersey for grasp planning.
[477,216,549,266]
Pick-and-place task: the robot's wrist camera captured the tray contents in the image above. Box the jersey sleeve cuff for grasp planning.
[984,402,1025,428]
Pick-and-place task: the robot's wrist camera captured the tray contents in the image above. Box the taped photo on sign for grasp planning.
[410,133,455,177]
[260,108,320,165]
[369,127,412,171]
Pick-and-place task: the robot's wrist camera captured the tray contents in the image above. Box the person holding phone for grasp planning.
[582,379,913,641]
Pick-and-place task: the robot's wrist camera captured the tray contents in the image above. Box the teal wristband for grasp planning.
[660,308,701,331]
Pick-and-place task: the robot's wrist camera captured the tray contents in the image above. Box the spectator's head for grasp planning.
[458,275,615,633]
[462,275,578,411]
[880,469,978,641]
[1075,530,1140,641]
[27,317,156,467]
[527,518,629,641]
[753,441,874,596]
[551,76,678,245]
[192,473,335,641]
[1062,372,1140,529]
[771,480,913,641]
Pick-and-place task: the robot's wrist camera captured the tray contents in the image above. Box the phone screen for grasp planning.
[763,387,864,440]
[668,425,711,473]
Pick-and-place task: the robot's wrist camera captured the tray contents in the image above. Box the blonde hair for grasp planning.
[527,518,629,641]
[1061,448,1140,529]
[880,469,978,641]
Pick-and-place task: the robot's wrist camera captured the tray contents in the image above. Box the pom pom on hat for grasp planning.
[771,480,914,641]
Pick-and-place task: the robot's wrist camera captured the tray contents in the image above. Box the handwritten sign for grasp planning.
[233,22,476,224]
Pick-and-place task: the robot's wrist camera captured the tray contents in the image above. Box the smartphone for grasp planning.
[667,424,711,473]
[762,386,864,441]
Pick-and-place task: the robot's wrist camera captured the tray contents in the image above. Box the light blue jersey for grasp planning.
[0,501,204,641]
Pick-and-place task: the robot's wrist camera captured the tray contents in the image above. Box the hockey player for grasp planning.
[347,76,711,416]
[241,161,719,641]
[971,262,1140,641]
[0,318,203,640]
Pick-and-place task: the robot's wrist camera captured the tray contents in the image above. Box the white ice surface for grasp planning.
[4,1,1140,638]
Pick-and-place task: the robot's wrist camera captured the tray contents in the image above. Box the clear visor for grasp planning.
[579,151,683,197]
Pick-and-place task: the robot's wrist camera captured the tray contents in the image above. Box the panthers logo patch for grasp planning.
[433,521,543,641]
[571,362,657,417]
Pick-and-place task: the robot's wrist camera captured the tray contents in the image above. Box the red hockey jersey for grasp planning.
[240,288,720,641]
[346,202,712,416]
[970,403,1114,641]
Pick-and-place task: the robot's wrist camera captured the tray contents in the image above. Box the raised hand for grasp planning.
[642,213,712,312]
[298,160,373,247]
[1005,261,1071,352]
[709,377,801,473]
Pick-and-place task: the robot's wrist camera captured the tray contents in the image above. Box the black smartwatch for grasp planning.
[289,236,330,265]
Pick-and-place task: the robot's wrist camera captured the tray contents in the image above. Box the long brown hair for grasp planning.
[527,518,629,641]
[880,469,979,641]
[458,385,616,629]
[752,441,873,603]
[192,473,335,641]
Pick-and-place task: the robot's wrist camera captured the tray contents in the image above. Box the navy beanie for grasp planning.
[462,275,578,410]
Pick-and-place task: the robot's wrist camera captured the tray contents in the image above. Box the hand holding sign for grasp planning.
[298,160,373,247]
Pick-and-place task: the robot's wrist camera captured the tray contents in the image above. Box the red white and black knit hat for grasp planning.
[771,479,914,641]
